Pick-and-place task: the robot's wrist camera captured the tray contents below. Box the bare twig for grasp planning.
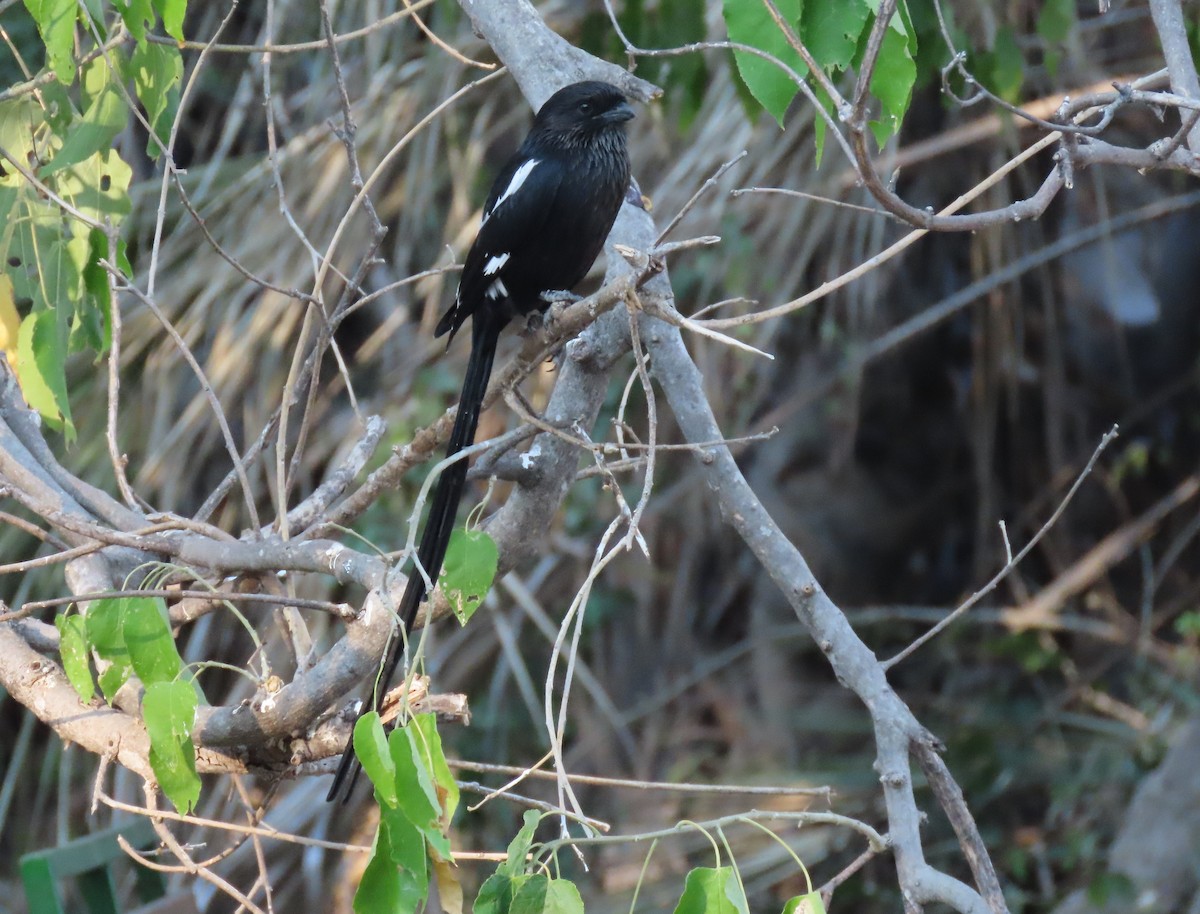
[114,279,262,531]
[447,758,832,798]
[884,426,1120,670]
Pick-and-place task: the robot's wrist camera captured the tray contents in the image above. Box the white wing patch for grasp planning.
[483,252,510,275]
[486,278,509,300]
[482,159,539,225]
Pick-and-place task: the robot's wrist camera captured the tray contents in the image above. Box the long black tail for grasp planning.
[326,313,503,802]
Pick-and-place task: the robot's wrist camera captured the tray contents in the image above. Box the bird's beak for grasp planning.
[603,101,636,124]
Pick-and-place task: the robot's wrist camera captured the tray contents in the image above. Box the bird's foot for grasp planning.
[522,310,549,336]
[535,290,583,336]
[522,292,578,337]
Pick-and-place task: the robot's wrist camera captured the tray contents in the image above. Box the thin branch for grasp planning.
[655,152,747,245]
[914,739,1007,914]
[16,588,347,617]
[114,279,262,531]
[1149,0,1200,151]
[536,809,888,859]
[102,226,142,511]
[143,1,438,54]
[447,758,832,798]
[706,132,1060,329]
[884,426,1120,670]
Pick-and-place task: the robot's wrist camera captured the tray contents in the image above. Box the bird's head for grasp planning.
[530,81,635,147]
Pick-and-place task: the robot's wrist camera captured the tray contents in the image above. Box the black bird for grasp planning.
[327,81,634,801]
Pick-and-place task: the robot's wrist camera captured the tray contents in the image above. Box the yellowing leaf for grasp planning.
[55,149,133,227]
[0,276,19,371]
[433,857,464,914]
[782,892,827,914]
[16,309,74,438]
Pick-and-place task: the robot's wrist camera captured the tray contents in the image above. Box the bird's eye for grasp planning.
[579,101,593,114]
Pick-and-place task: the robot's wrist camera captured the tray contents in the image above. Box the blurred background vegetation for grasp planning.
[2,0,1199,912]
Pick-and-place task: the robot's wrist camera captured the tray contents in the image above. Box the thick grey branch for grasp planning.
[0,620,153,779]
[1049,715,1200,914]
[458,0,659,108]
[1149,0,1200,152]
[644,275,992,914]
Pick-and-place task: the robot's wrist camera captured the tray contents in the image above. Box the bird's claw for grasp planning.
[522,310,548,335]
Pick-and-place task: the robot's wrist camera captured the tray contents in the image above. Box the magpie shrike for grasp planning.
[327,81,634,801]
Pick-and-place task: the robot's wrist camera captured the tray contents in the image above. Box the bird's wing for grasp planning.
[436,154,565,339]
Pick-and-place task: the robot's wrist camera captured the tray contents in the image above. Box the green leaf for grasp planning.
[65,232,100,354]
[41,58,129,177]
[379,806,427,902]
[672,867,750,914]
[510,876,584,914]
[39,80,76,134]
[389,724,451,857]
[503,810,540,876]
[1037,0,1074,45]
[542,880,584,914]
[42,235,85,310]
[16,309,73,437]
[112,0,155,44]
[1036,0,1074,78]
[354,711,400,808]
[442,528,498,625]
[152,0,186,42]
[129,42,182,158]
[22,0,76,83]
[355,812,429,914]
[1085,872,1136,908]
[123,596,181,686]
[4,199,85,314]
[143,679,200,812]
[801,0,869,74]
[98,662,132,702]
[810,86,837,167]
[723,0,805,126]
[652,0,708,128]
[85,597,133,700]
[474,872,520,914]
[509,875,551,914]
[473,811,542,913]
[56,613,95,703]
[84,598,126,657]
[55,149,133,226]
[1175,610,1200,637]
[412,712,460,827]
[984,27,1024,103]
[79,0,105,31]
[4,202,56,303]
[76,227,114,353]
[781,892,827,914]
[867,9,916,145]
